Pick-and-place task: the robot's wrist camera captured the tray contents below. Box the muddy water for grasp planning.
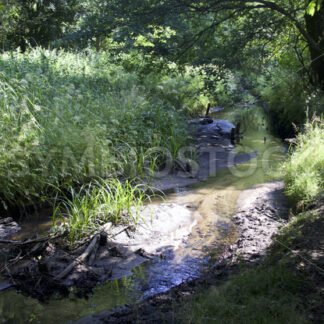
[0,104,286,324]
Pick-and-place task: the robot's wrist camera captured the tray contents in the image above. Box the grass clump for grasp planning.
[282,118,324,207]
[53,179,149,245]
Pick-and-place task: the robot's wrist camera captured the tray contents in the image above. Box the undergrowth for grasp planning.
[182,265,307,324]
[245,68,324,139]
[179,115,324,323]
[0,48,208,211]
[282,118,324,207]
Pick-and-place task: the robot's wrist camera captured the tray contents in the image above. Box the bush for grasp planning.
[251,68,324,139]
[282,118,324,206]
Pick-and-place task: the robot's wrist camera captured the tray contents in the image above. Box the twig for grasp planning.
[0,233,64,246]
[71,225,131,251]
[110,225,133,239]
[0,250,23,273]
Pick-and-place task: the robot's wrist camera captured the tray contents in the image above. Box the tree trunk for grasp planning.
[305,2,324,87]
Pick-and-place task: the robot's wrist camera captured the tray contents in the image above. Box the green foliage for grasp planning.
[0,48,206,210]
[53,179,149,246]
[0,0,79,51]
[72,0,324,86]
[246,68,324,138]
[282,118,324,206]
[182,265,307,324]
[306,0,322,16]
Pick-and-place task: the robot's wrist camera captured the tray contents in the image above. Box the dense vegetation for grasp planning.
[0,48,212,242]
[0,49,206,194]
[283,118,324,207]
[0,0,323,238]
[0,1,323,320]
[0,2,324,324]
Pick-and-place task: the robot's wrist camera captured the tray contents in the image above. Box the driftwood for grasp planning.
[110,225,133,239]
[88,237,100,266]
[231,122,243,144]
[230,128,235,143]
[0,233,63,246]
[0,250,22,273]
[99,231,108,246]
[0,240,49,273]
[0,233,65,273]
[285,138,298,145]
[55,234,100,280]
[235,122,241,135]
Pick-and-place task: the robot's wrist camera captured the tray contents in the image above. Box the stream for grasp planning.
[0,103,287,324]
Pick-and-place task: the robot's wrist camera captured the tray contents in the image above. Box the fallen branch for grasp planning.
[0,233,64,246]
[110,225,133,239]
[55,234,100,280]
[88,231,108,265]
[0,241,47,273]
[0,250,23,273]
[285,138,298,145]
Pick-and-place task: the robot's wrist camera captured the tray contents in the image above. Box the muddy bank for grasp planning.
[220,181,289,263]
[1,203,199,299]
[75,181,290,323]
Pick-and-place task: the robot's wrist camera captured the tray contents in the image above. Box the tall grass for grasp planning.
[53,179,149,246]
[282,118,324,207]
[0,48,208,211]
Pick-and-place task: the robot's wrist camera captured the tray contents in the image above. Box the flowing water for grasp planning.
[0,104,287,323]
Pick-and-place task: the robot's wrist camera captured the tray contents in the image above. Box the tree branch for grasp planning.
[179,0,321,52]
[176,10,240,60]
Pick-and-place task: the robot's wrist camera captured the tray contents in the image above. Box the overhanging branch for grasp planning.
[178,0,321,53]
[176,10,240,60]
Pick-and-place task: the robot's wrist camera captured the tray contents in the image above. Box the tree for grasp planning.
[82,0,324,87]
[305,2,324,84]
[0,0,79,51]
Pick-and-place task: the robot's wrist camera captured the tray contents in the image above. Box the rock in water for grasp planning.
[199,117,213,125]
[0,217,20,239]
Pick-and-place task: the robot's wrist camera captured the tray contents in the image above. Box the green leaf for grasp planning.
[306,1,321,16]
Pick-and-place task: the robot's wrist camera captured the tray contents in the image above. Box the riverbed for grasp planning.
[0,103,287,323]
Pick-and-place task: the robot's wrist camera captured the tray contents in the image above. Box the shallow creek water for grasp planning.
[0,105,287,323]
